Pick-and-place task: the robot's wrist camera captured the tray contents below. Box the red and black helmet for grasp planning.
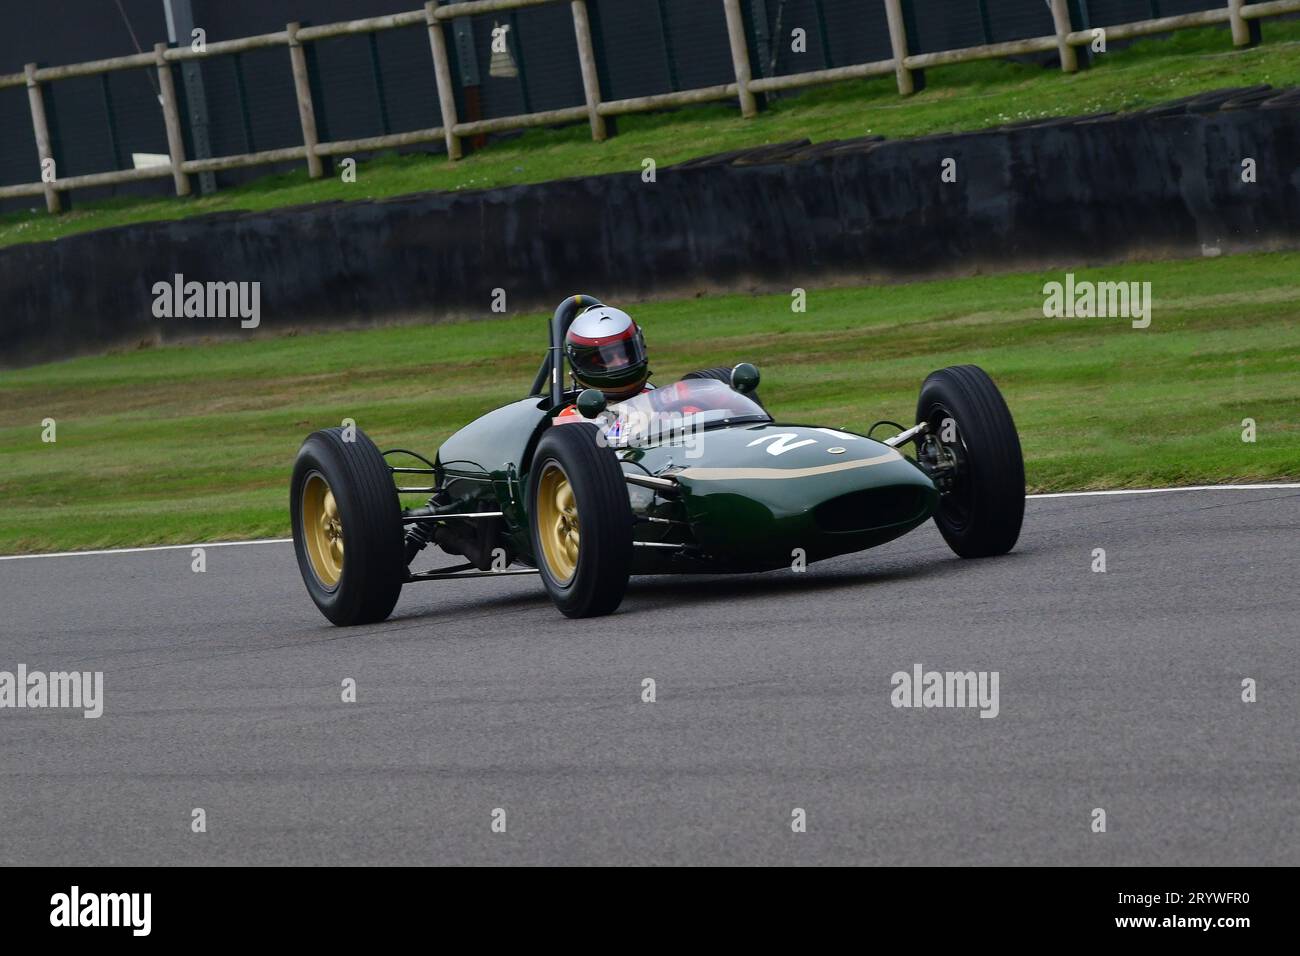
[564,306,649,399]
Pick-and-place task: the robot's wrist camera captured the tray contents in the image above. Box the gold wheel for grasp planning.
[536,461,580,584]
[301,472,344,588]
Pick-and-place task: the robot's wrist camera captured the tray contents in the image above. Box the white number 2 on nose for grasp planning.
[748,433,818,456]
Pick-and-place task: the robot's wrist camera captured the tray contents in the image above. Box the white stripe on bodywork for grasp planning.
[675,450,903,481]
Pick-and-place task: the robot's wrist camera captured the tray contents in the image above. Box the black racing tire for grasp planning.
[683,365,763,405]
[682,366,735,384]
[528,423,634,618]
[915,365,1025,558]
[291,426,405,625]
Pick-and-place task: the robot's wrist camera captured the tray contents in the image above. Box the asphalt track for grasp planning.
[1,488,1296,866]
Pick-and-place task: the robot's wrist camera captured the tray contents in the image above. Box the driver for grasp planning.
[555,306,651,423]
[565,305,650,400]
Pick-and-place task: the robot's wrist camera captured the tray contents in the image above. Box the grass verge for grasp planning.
[2,251,1297,554]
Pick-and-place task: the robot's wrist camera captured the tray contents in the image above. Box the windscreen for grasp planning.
[604,378,769,447]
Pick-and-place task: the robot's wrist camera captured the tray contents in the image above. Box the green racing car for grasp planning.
[290,294,1025,622]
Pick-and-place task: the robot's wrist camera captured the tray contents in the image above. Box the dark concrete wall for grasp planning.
[2,89,1297,367]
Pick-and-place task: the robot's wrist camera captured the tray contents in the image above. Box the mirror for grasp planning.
[730,363,760,394]
[576,388,607,419]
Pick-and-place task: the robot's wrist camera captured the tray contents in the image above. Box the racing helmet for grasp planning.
[564,306,649,400]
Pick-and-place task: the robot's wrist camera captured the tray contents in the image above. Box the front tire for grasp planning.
[291,426,404,625]
[916,365,1024,558]
[528,424,634,618]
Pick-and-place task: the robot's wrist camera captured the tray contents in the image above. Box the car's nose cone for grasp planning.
[667,424,938,567]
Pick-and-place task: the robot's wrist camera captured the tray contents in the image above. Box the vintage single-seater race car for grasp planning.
[290,294,1025,622]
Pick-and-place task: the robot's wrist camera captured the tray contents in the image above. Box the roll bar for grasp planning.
[530,293,605,405]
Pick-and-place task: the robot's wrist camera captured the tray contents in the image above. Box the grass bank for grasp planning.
[2,251,1297,554]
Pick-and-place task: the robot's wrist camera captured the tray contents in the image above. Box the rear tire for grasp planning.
[528,424,634,618]
[915,365,1024,558]
[291,427,404,625]
[683,365,763,405]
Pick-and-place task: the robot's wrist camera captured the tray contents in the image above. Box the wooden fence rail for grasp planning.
[1,0,1298,213]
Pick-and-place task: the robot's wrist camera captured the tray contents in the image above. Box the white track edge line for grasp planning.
[1027,483,1300,499]
[2,483,1298,561]
[0,538,293,561]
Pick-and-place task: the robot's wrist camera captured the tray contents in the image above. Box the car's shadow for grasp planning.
[386,551,959,625]
[624,562,936,610]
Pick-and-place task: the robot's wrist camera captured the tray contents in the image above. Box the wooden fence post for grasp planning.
[286,23,324,178]
[882,0,915,95]
[1227,0,1251,46]
[24,64,61,213]
[1048,0,1079,72]
[721,0,758,117]
[425,1,463,160]
[571,0,608,141]
[154,44,192,197]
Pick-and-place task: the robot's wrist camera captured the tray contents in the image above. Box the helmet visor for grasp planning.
[568,329,647,385]
[573,340,639,371]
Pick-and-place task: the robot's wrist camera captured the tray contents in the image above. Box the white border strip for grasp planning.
[0,538,292,561]
[1027,483,1300,499]
[1,483,1297,561]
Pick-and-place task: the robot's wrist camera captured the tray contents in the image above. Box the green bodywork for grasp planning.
[633,423,937,571]
[429,393,938,574]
